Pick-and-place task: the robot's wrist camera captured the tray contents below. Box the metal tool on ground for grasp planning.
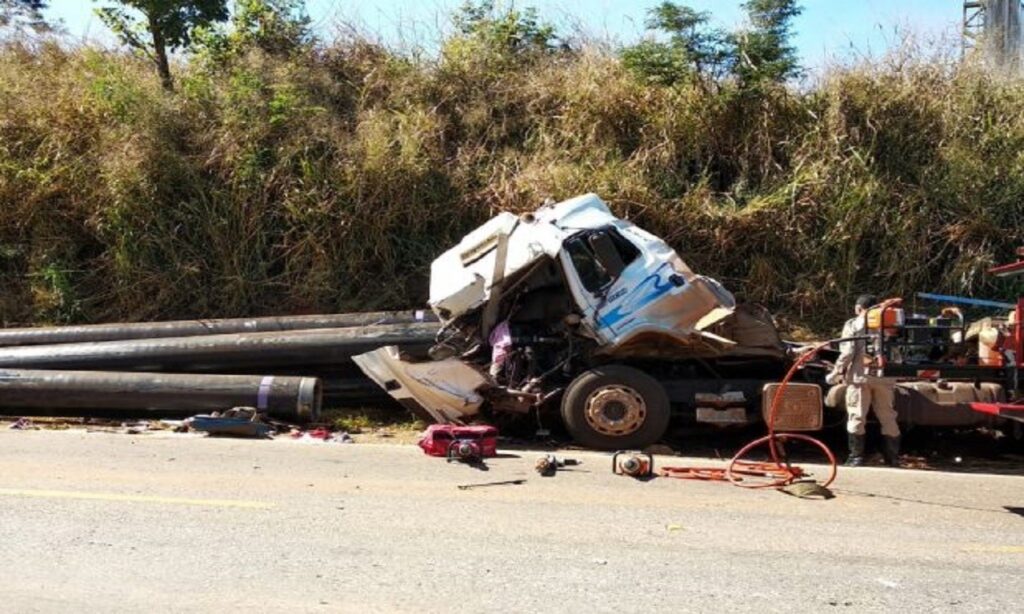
[456,479,526,490]
[534,454,580,476]
[612,451,654,478]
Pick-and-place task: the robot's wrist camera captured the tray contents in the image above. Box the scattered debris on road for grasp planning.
[457,479,526,490]
[534,454,580,476]
[185,407,274,439]
[8,417,35,430]
[290,427,354,444]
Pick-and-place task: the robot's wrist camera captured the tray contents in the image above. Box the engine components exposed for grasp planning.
[534,454,580,476]
[0,368,321,422]
[612,451,654,478]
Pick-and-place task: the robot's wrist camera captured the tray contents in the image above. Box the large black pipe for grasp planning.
[0,369,321,422]
[0,310,437,347]
[0,322,439,372]
[319,377,399,407]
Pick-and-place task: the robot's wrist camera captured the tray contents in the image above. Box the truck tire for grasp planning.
[561,365,670,450]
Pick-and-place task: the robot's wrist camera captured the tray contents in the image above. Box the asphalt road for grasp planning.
[0,430,1021,613]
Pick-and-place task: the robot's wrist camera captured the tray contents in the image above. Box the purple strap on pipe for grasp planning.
[257,376,274,410]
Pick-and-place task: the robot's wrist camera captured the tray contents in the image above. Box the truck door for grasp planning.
[561,227,643,343]
[561,226,734,350]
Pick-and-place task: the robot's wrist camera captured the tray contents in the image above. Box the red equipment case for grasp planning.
[418,424,499,458]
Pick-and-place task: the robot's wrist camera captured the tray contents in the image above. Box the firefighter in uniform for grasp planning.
[826,294,901,467]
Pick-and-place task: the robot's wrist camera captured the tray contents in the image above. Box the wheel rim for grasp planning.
[584,385,647,437]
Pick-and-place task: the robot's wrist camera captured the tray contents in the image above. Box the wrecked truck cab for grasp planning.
[354,194,764,449]
[427,193,736,346]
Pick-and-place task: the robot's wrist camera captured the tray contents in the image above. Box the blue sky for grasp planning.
[45,0,962,71]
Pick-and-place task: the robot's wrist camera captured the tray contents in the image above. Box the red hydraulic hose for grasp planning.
[725,338,854,489]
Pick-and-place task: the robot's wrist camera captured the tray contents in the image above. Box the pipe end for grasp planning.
[297,377,322,422]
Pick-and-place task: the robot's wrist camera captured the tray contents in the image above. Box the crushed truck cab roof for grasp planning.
[429,194,621,322]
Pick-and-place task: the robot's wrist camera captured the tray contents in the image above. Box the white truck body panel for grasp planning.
[352,346,487,423]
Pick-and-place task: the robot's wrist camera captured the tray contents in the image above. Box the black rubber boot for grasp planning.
[882,436,901,468]
[845,434,866,467]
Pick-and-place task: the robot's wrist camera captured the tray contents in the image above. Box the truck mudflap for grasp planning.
[352,346,488,423]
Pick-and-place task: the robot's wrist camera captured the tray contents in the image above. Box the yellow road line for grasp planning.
[0,487,274,509]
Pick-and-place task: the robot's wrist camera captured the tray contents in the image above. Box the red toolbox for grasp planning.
[418,424,498,458]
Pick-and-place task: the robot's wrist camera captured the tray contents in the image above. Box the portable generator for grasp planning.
[418,424,498,459]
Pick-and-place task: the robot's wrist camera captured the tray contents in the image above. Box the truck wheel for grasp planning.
[561,365,670,450]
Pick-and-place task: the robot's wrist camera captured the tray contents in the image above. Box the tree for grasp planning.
[730,0,802,87]
[621,1,726,86]
[0,0,50,33]
[94,0,229,90]
[195,0,311,64]
[229,0,309,55]
[451,0,558,59]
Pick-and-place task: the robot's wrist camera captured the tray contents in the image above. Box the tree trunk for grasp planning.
[148,13,173,91]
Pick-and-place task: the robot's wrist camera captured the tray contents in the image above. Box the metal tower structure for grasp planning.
[963,0,1024,72]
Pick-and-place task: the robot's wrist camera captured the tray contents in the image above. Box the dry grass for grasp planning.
[0,37,1021,335]
[319,406,425,444]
